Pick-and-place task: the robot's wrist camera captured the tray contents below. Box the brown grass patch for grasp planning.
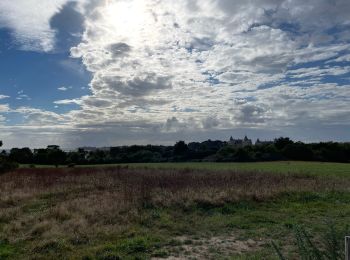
[0,166,349,256]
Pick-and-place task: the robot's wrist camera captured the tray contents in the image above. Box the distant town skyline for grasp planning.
[1,0,350,148]
[2,134,349,151]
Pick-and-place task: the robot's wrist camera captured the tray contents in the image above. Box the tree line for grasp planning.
[1,137,349,167]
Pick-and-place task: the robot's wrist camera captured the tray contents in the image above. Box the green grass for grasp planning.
[2,196,350,259]
[9,162,350,259]
[144,191,350,258]
[80,191,350,259]
[21,161,350,177]
[0,240,16,259]
[122,161,350,177]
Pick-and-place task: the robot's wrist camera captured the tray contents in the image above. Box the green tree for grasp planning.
[174,141,189,156]
[9,147,33,164]
[0,141,18,173]
[46,146,67,167]
[274,137,294,150]
[283,142,314,161]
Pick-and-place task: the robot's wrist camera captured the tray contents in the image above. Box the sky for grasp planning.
[0,0,350,148]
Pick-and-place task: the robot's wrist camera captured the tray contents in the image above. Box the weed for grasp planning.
[0,240,15,259]
[272,223,349,259]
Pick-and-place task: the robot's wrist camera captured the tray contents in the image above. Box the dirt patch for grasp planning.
[153,234,264,259]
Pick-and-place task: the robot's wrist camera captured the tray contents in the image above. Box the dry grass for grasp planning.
[0,167,349,258]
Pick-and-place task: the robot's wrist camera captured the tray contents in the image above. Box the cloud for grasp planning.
[13,106,68,125]
[164,117,186,132]
[0,104,10,125]
[2,0,350,147]
[287,66,350,79]
[54,98,81,105]
[58,1,349,143]
[202,116,220,129]
[234,104,268,125]
[58,58,87,76]
[0,0,70,51]
[0,104,10,112]
[49,1,85,51]
[107,42,132,58]
[328,54,350,63]
[67,1,348,124]
[16,90,31,100]
[0,0,91,52]
[0,95,10,100]
[58,86,73,91]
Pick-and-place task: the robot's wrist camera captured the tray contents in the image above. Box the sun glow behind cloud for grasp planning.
[1,0,350,148]
[103,0,159,46]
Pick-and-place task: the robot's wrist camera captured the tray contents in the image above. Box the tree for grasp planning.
[174,141,189,156]
[9,148,33,164]
[66,150,87,164]
[234,148,253,162]
[274,137,294,150]
[0,141,18,173]
[282,142,314,161]
[33,149,48,164]
[215,145,236,162]
[46,146,66,167]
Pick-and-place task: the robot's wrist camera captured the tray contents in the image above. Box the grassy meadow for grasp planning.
[21,161,350,177]
[1,162,350,259]
[123,161,350,177]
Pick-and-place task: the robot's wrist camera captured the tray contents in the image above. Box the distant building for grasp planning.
[47,145,60,150]
[255,139,274,146]
[228,136,252,147]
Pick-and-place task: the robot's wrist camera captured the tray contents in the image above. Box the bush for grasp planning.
[0,158,18,174]
[283,143,314,161]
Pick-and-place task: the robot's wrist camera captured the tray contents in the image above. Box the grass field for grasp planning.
[21,161,350,177]
[123,161,350,177]
[4,162,350,259]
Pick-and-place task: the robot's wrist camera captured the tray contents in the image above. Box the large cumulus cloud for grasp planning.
[1,0,350,147]
[65,0,350,128]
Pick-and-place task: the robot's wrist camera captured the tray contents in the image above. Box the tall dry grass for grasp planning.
[0,167,349,244]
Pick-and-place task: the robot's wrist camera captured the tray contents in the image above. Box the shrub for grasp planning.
[0,158,18,174]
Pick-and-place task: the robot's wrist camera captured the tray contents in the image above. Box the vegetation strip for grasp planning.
[1,166,350,259]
